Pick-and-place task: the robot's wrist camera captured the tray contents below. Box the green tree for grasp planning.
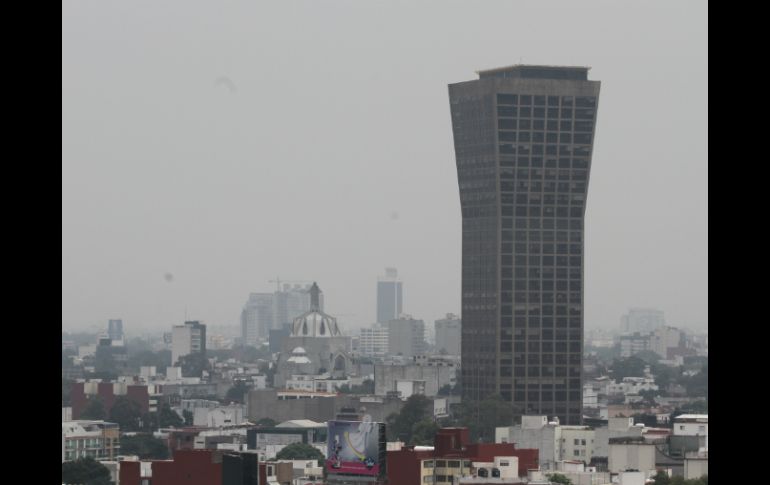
[681,400,708,414]
[632,413,658,427]
[386,394,432,442]
[681,365,708,398]
[126,349,171,374]
[634,350,662,364]
[651,471,671,485]
[455,394,513,442]
[177,352,211,377]
[120,434,170,459]
[338,379,375,395]
[275,442,325,461]
[437,384,453,396]
[256,417,277,427]
[61,457,113,485]
[411,419,439,445]
[80,396,106,420]
[109,397,143,431]
[546,473,572,485]
[62,378,75,406]
[158,403,183,428]
[183,409,194,426]
[226,381,250,403]
[610,356,647,383]
[651,364,681,392]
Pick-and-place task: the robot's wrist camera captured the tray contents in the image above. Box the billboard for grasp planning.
[326,420,386,477]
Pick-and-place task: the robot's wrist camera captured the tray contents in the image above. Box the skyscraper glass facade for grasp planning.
[449,65,600,425]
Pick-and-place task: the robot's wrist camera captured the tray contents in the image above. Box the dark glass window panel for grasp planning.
[499,131,517,142]
[498,106,518,117]
[499,119,516,129]
[575,96,596,108]
[497,94,518,105]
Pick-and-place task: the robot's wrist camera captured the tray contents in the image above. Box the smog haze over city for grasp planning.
[62,1,707,335]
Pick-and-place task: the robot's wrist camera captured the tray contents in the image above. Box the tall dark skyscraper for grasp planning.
[449,65,600,425]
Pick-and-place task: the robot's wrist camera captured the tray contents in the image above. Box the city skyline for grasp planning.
[62,1,707,334]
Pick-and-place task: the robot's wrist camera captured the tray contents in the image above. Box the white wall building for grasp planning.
[593,418,643,458]
[171,320,206,366]
[673,414,708,450]
[358,324,389,357]
[284,374,350,393]
[608,439,656,474]
[193,405,245,427]
[496,416,595,470]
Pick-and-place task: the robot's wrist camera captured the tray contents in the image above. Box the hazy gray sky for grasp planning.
[62,1,707,335]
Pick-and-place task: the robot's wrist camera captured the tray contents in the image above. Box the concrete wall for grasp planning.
[247,389,405,423]
[684,457,708,479]
[374,363,457,397]
[593,424,642,457]
[608,443,656,474]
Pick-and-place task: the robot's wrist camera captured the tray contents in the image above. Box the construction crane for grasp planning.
[268,278,312,292]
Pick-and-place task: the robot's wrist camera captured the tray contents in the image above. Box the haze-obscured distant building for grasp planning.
[434,313,461,356]
[269,325,291,353]
[241,284,322,346]
[620,308,666,334]
[107,319,124,342]
[240,293,274,346]
[377,267,403,323]
[385,316,426,358]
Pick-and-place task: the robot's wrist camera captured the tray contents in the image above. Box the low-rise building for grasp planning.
[194,405,246,427]
[62,420,120,462]
[388,428,538,484]
[374,356,458,399]
[71,380,161,419]
[673,414,708,450]
[495,416,594,470]
[119,449,259,485]
[285,373,350,393]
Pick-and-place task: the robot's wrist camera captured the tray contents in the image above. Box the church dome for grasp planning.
[290,283,343,337]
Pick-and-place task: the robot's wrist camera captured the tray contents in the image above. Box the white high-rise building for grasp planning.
[359,324,389,357]
[172,320,206,365]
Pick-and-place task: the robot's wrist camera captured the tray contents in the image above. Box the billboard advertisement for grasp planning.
[326,419,386,477]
